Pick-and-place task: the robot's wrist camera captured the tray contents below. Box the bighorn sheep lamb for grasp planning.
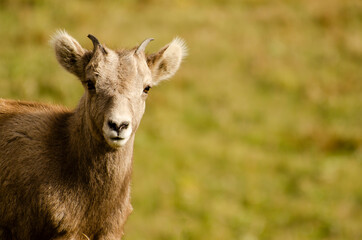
[0,30,186,240]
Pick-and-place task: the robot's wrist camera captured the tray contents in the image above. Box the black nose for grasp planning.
[108,120,129,132]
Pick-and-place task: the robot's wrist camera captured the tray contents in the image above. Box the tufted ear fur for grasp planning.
[147,37,187,85]
[51,30,88,78]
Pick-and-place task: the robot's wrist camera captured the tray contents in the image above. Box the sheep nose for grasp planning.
[108,120,130,132]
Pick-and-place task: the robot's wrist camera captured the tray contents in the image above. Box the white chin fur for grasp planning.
[106,137,130,148]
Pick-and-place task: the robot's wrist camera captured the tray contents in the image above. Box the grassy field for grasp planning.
[0,0,361,239]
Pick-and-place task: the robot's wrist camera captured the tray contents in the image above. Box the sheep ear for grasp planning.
[147,37,187,85]
[51,30,87,78]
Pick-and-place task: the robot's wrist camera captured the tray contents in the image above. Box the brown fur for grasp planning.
[0,31,186,240]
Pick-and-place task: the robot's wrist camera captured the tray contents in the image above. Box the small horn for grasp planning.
[87,34,107,54]
[136,38,154,55]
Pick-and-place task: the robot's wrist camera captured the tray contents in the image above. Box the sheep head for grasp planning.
[51,30,187,148]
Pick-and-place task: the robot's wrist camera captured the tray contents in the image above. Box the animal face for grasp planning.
[52,31,186,148]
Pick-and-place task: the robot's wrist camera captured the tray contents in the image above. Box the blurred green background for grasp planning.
[0,0,361,239]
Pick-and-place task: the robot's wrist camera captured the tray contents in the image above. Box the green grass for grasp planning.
[0,0,361,239]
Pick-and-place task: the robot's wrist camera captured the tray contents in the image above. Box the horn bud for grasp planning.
[87,34,107,54]
[136,38,154,55]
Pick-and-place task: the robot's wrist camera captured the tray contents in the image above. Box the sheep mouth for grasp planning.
[111,137,125,141]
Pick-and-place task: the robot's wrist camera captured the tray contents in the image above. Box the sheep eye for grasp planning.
[143,85,151,94]
[86,80,95,90]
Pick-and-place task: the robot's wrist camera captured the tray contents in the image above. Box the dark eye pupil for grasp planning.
[143,86,151,93]
[87,81,95,90]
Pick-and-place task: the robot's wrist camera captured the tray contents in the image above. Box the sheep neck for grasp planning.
[65,95,134,187]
